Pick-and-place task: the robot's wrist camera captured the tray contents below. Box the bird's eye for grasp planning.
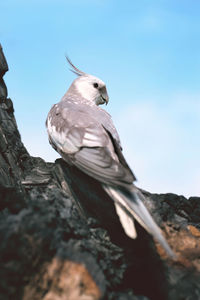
[93,83,99,88]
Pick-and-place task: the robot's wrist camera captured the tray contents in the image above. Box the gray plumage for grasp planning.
[46,58,175,258]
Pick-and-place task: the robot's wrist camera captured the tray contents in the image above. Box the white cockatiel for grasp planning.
[46,58,175,258]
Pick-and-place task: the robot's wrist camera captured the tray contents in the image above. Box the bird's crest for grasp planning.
[66,56,86,77]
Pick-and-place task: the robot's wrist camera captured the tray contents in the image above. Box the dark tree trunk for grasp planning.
[0,44,200,300]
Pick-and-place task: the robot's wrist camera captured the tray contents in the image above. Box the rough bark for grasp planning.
[0,44,200,300]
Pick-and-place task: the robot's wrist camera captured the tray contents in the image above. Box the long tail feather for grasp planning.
[104,185,175,259]
[114,202,137,239]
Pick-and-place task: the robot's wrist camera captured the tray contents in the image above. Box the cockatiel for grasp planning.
[46,58,174,258]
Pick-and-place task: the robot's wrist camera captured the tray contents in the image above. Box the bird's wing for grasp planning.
[47,103,135,186]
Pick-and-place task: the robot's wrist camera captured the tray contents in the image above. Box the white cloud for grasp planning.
[20,129,59,162]
[114,94,200,197]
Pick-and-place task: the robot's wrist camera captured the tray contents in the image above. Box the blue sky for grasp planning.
[1,0,200,197]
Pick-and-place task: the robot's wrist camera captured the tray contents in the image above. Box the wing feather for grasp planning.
[47,102,135,186]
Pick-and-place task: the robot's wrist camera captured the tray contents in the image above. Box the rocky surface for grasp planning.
[0,44,200,300]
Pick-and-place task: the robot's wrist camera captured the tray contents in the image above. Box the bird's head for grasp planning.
[66,57,109,106]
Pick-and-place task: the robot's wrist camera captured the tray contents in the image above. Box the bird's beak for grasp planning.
[101,94,109,105]
[100,87,109,105]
